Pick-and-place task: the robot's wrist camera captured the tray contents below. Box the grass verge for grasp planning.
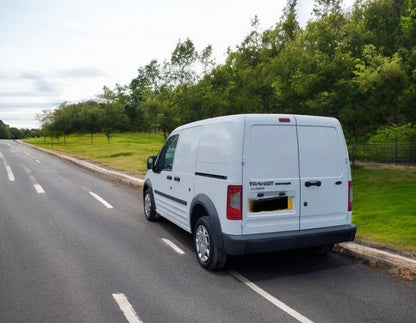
[25,132,165,176]
[352,165,416,253]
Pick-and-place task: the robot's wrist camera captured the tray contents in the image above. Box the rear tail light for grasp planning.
[227,185,242,220]
[348,181,353,212]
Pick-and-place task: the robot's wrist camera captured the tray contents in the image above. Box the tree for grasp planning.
[29,0,416,145]
[313,0,342,18]
[166,38,199,87]
[37,109,61,147]
[353,44,408,125]
[369,123,416,143]
[52,103,72,144]
[199,45,216,75]
[100,101,128,143]
[80,102,102,142]
[0,120,11,139]
[9,127,23,139]
[129,60,163,130]
[139,98,161,133]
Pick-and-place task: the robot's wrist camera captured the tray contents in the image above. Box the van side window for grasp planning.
[155,134,179,172]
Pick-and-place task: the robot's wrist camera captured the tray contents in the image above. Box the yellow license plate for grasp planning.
[249,197,293,212]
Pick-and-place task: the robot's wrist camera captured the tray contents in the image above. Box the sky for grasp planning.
[0,0,354,129]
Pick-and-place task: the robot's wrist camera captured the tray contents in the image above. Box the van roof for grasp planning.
[172,114,339,134]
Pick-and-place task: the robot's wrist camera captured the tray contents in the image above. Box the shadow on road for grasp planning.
[155,217,355,281]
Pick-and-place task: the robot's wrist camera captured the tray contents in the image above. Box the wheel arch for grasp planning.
[143,178,152,196]
[143,179,155,204]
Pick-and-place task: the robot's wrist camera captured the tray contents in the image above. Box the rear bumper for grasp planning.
[223,224,357,256]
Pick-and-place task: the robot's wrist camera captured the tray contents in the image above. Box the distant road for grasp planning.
[1,140,415,323]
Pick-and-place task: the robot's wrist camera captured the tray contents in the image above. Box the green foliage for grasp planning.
[0,120,38,139]
[0,120,12,139]
[369,123,416,143]
[39,0,416,143]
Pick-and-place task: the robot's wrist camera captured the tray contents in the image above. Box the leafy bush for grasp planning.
[369,123,416,143]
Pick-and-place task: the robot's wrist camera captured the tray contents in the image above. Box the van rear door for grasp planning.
[296,116,350,230]
[242,116,300,234]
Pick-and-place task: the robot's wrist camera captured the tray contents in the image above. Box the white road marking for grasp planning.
[162,238,185,255]
[6,166,15,181]
[112,293,143,323]
[22,164,31,175]
[21,164,46,193]
[89,191,113,209]
[0,152,15,181]
[34,184,45,194]
[24,152,41,164]
[230,271,314,323]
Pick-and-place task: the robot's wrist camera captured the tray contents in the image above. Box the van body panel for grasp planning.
[144,114,356,264]
[297,119,351,230]
[150,134,181,225]
[195,117,245,182]
[171,125,202,230]
[193,176,241,235]
[242,119,301,234]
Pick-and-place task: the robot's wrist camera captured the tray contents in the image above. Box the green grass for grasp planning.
[25,132,165,176]
[26,133,416,253]
[352,165,416,253]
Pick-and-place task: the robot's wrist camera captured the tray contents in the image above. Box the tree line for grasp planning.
[38,0,416,143]
[0,120,40,139]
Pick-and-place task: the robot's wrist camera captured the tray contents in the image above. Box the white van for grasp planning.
[144,114,356,270]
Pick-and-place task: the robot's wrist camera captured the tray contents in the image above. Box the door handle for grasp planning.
[167,175,172,180]
[174,176,180,182]
[305,180,321,187]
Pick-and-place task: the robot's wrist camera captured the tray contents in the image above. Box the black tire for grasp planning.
[143,189,158,221]
[193,216,227,270]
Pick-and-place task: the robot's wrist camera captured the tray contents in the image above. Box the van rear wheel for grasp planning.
[194,217,227,270]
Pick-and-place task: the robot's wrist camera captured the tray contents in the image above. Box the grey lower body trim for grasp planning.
[223,224,357,255]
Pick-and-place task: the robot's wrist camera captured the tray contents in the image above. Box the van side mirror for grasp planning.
[147,156,157,170]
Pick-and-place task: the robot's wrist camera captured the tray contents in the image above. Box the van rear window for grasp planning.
[249,196,290,213]
[247,125,299,179]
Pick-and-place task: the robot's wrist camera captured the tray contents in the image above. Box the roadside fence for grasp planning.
[349,142,416,165]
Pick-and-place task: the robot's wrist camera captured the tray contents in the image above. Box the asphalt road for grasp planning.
[1,140,415,323]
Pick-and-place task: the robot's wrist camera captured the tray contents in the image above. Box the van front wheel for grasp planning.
[194,216,227,270]
[144,189,158,221]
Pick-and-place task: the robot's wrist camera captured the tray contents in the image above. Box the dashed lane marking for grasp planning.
[6,166,15,181]
[25,152,41,164]
[162,238,185,255]
[0,152,15,181]
[21,163,45,194]
[89,191,113,209]
[34,184,45,194]
[112,293,143,323]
